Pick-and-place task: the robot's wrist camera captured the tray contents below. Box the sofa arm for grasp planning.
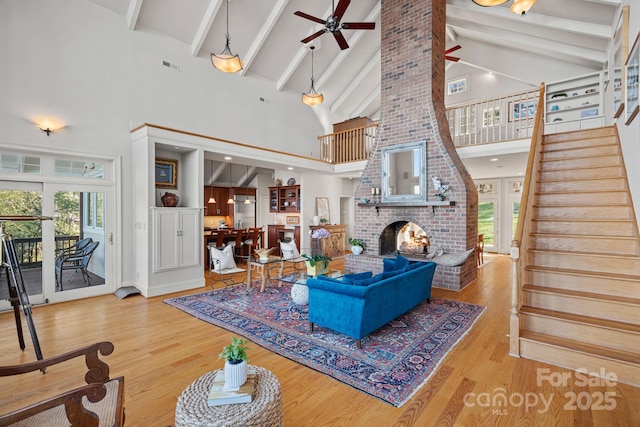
[306,278,369,298]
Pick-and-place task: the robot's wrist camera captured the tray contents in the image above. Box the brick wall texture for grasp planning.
[345,0,479,290]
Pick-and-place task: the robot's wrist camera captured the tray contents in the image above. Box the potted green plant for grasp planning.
[301,254,332,276]
[348,238,365,255]
[218,336,249,388]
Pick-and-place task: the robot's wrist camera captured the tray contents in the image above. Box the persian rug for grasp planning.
[164,283,485,407]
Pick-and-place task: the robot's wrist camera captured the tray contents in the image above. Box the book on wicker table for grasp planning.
[207,367,256,406]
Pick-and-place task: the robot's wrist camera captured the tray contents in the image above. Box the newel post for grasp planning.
[509,239,521,357]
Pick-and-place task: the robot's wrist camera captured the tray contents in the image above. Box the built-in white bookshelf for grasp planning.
[544,71,604,133]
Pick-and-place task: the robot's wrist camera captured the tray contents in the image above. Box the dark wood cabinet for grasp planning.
[268,225,300,253]
[204,187,229,216]
[268,185,300,213]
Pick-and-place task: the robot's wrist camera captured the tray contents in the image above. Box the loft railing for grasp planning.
[509,83,546,357]
[446,88,540,147]
[318,123,378,164]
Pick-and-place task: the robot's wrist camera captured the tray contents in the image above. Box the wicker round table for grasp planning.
[175,365,283,427]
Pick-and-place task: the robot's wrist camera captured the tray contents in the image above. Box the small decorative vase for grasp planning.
[351,245,363,255]
[224,360,247,389]
[312,215,320,226]
[161,192,179,207]
[254,247,274,262]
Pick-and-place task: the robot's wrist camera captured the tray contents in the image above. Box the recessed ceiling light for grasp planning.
[518,172,524,175]
[287,167,293,170]
[490,158,499,162]
[224,156,232,160]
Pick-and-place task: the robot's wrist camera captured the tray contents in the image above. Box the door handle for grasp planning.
[109,233,113,245]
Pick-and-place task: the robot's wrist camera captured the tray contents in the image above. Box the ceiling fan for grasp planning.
[445,45,461,62]
[294,0,375,50]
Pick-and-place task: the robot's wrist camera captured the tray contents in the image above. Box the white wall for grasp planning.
[0,0,325,287]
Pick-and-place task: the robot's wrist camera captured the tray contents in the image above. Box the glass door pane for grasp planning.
[512,201,521,240]
[478,201,496,251]
[0,183,44,310]
[53,191,105,293]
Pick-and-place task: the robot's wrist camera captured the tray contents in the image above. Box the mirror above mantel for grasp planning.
[381,140,427,203]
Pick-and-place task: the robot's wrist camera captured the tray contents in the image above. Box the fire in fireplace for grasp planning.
[379,221,430,257]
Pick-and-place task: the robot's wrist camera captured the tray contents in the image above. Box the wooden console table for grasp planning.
[309,224,346,259]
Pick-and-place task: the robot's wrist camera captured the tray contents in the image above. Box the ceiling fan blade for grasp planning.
[445,56,460,62]
[333,0,351,20]
[334,31,349,50]
[445,45,462,54]
[301,30,326,44]
[294,11,326,25]
[342,22,375,30]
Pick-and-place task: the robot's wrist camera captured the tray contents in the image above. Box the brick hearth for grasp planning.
[345,0,478,290]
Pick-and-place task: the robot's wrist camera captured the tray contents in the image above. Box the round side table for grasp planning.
[290,281,309,305]
[175,365,284,427]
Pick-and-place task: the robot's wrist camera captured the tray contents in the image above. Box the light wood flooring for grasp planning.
[1,255,639,426]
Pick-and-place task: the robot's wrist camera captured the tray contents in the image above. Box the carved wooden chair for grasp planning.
[0,341,125,426]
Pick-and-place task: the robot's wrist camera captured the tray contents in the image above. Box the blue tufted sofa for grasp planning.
[306,256,437,349]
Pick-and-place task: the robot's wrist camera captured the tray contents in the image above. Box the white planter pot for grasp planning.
[351,245,363,255]
[224,360,247,389]
[312,215,320,226]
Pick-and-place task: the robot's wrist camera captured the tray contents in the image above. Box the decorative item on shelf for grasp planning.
[360,198,370,204]
[218,337,249,389]
[284,201,290,207]
[161,192,179,207]
[551,105,560,111]
[287,177,296,185]
[432,176,450,201]
[348,237,365,255]
[312,215,320,226]
[319,218,328,225]
[550,92,567,99]
[274,178,283,186]
[254,247,274,262]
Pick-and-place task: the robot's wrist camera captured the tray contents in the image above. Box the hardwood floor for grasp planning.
[1,255,638,426]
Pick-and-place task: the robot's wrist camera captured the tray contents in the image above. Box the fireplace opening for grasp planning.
[379,221,430,257]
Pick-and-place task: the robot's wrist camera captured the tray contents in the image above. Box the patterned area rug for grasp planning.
[164,283,485,407]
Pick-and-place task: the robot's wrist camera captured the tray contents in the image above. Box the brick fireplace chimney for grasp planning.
[346,0,478,290]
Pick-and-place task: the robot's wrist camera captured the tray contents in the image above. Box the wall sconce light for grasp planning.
[33,117,65,136]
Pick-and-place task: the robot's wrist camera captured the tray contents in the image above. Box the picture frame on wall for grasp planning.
[613,6,629,119]
[155,158,178,189]
[625,32,639,125]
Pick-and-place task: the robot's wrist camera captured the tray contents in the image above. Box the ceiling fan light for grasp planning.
[471,0,508,6]
[511,0,536,15]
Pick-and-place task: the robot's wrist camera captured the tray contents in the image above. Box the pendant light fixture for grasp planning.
[471,0,508,5]
[207,160,216,204]
[244,164,252,204]
[211,0,243,73]
[227,163,234,204]
[302,46,323,106]
[510,0,536,15]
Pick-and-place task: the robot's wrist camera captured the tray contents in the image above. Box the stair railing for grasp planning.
[510,83,546,357]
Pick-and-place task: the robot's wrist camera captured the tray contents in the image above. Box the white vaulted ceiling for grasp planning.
[85,0,619,128]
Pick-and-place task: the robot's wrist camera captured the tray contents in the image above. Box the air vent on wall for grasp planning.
[161,60,180,72]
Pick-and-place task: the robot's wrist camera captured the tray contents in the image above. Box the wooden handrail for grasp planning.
[510,82,546,357]
[318,123,379,164]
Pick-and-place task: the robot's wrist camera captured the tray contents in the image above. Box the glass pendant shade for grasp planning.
[227,197,234,204]
[302,46,323,106]
[472,0,508,6]
[208,196,216,203]
[211,0,243,73]
[244,198,251,205]
[511,0,536,15]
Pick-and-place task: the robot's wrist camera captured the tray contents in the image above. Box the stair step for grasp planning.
[543,126,616,144]
[539,165,624,181]
[525,266,640,299]
[522,284,640,323]
[528,249,640,276]
[537,177,627,193]
[540,154,622,170]
[529,233,638,256]
[533,205,633,220]
[520,306,640,353]
[535,191,629,206]
[541,144,619,161]
[542,135,618,151]
[519,331,640,386]
[532,219,636,237]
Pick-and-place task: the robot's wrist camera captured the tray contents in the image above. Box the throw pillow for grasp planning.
[279,240,300,260]
[343,271,373,281]
[382,269,403,279]
[316,275,351,285]
[395,254,409,270]
[404,262,424,271]
[210,245,237,272]
[352,273,384,286]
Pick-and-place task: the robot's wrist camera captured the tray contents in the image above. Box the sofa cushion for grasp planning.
[404,262,424,271]
[344,271,373,281]
[395,254,409,270]
[316,275,351,285]
[352,273,383,286]
[382,269,403,279]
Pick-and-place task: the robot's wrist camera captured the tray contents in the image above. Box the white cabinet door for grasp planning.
[154,208,201,272]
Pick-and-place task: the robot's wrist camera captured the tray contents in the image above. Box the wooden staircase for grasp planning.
[518,126,640,386]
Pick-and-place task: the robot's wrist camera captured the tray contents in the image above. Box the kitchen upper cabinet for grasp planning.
[204,187,229,216]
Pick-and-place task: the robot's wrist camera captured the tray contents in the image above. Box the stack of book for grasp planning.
[207,368,256,406]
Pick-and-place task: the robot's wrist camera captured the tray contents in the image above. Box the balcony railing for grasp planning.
[318,123,378,164]
[11,236,80,269]
[445,88,540,147]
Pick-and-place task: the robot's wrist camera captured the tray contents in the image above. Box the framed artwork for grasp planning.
[315,197,330,223]
[613,6,629,119]
[286,215,300,225]
[625,32,639,125]
[447,77,468,95]
[508,100,537,122]
[155,158,178,189]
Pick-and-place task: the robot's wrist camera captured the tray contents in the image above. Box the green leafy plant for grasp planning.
[301,253,332,268]
[218,337,249,364]
[348,237,365,248]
